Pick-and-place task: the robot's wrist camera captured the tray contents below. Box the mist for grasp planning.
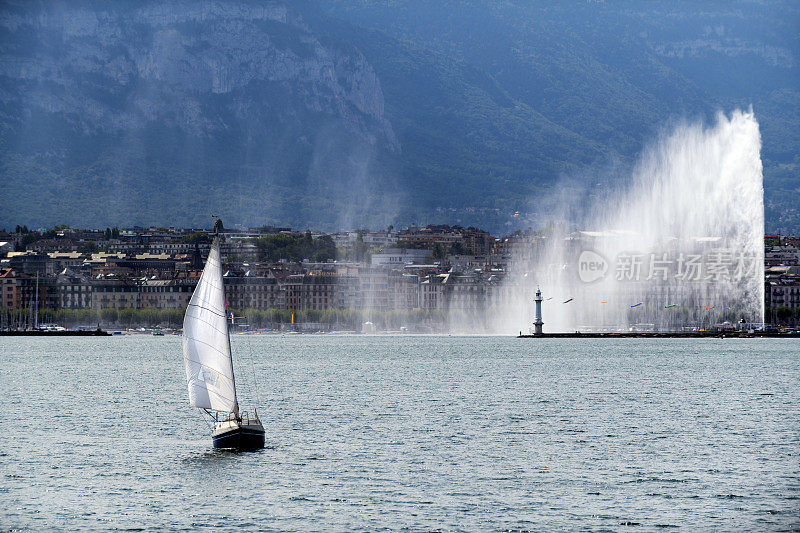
[490,109,764,334]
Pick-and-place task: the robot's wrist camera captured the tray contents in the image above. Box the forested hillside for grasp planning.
[1,1,797,233]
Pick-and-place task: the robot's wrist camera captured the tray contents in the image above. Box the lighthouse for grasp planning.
[533,287,544,336]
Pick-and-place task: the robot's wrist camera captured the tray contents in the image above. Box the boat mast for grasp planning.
[214,219,240,419]
[34,271,39,330]
[27,280,33,330]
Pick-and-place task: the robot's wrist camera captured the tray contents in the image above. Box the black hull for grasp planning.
[212,425,265,450]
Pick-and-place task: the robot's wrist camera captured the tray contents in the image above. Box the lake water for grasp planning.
[2,335,798,531]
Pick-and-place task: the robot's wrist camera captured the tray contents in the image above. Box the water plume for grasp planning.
[502,109,764,333]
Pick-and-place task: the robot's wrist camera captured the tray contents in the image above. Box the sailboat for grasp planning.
[182,233,265,449]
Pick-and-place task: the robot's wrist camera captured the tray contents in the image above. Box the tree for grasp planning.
[20,231,42,248]
[183,232,211,244]
[313,235,336,261]
[449,241,464,255]
[100,308,118,325]
[353,233,368,262]
[253,233,337,262]
[79,241,99,253]
[432,242,445,260]
[301,230,314,259]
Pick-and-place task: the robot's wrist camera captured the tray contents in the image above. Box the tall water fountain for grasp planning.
[503,109,764,333]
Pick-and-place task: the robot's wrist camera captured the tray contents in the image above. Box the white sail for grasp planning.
[182,237,238,414]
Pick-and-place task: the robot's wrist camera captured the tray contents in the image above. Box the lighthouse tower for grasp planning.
[533,287,544,336]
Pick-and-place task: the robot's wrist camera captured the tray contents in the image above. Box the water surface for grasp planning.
[2,335,798,531]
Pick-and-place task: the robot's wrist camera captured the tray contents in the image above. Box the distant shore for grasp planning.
[0,329,111,336]
[518,331,800,338]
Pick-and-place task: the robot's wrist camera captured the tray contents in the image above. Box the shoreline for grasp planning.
[518,331,800,338]
[0,329,112,336]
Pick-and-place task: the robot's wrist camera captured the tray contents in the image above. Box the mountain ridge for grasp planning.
[1,0,797,233]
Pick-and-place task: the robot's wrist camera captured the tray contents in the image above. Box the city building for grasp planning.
[92,279,142,311]
[4,251,53,276]
[0,268,20,309]
[2,223,798,329]
[137,279,194,310]
[371,248,432,266]
[765,266,800,326]
[56,269,93,309]
[223,273,282,310]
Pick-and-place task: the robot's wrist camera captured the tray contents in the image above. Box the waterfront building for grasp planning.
[441,271,491,313]
[223,273,282,311]
[300,274,337,310]
[18,272,54,311]
[388,270,420,310]
[0,268,20,309]
[56,269,93,309]
[420,273,446,310]
[333,272,360,311]
[139,279,195,310]
[356,267,391,311]
[280,274,337,311]
[446,254,488,270]
[765,266,800,326]
[92,279,141,311]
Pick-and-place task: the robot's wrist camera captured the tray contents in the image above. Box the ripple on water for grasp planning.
[1,335,798,531]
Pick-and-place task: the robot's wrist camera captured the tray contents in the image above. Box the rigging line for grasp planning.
[227,330,247,405]
[191,408,214,431]
[233,317,258,410]
[246,328,260,409]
